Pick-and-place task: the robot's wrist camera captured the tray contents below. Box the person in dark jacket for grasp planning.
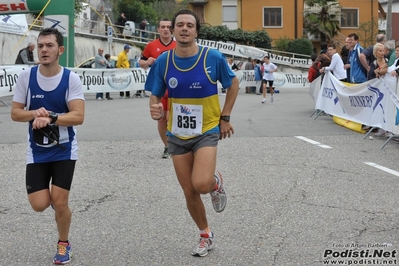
[314,42,331,68]
[115,12,127,35]
[139,19,149,41]
[15,42,38,64]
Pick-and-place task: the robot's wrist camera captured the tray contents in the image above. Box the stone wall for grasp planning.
[0,30,142,67]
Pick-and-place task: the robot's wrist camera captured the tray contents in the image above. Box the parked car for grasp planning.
[76,56,138,68]
[76,56,118,68]
[122,21,136,37]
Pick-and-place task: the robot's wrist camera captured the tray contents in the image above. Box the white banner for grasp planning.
[43,15,69,37]
[197,39,312,68]
[314,72,399,135]
[0,14,28,35]
[0,65,148,97]
[236,70,309,89]
[0,65,311,98]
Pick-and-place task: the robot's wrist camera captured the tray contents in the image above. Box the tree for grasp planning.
[358,19,380,48]
[152,0,189,21]
[75,0,84,17]
[274,36,291,52]
[198,25,272,49]
[114,0,157,24]
[112,0,188,24]
[304,0,341,43]
[286,38,313,57]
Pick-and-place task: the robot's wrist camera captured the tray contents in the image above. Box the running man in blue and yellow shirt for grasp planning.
[145,9,239,258]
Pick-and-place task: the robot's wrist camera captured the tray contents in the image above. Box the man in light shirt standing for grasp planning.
[320,44,347,81]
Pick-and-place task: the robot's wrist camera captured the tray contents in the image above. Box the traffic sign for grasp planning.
[107,26,113,44]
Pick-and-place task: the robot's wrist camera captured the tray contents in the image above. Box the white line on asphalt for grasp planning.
[295,136,320,145]
[364,162,399,177]
[318,144,332,149]
[295,136,332,149]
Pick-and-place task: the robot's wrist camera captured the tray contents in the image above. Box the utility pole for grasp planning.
[386,0,392,39]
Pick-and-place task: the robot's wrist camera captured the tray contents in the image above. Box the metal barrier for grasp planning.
[26,16,160,44]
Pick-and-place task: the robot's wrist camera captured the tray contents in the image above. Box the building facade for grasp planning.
[189,0,382,47]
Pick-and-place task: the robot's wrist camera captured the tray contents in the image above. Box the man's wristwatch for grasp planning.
[220,115,230,122]
[49,112,58,124]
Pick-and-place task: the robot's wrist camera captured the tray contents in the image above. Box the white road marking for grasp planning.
[295,136,320,145]
[295,136,332,149]
[364,162,399,177]
[318,144,332,149]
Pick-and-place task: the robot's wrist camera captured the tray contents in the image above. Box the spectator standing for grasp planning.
[343,37,352,82]
[15,42,38,64]
[261,56,277,103]
[146,9,239,257]
[244,57,255,93]
[254,59,263,94]
[140,18,176,159]
[385,40,397,66]
[340,44,349,65]
[227,58,239,71]
[94,47,112,100]
[116,12,127,36]
[139,19,149,41]
[368,43,388,80]
[116,44,131,98]
[359,34,386,75]
[308,53,321,83]
[314,42,331,68]
[371,42,390,137]
[10,28,85,265]
[105,54,112,66]
[389,45,399,76]
[347,33,367,83]
[320,44,346,81]
[224,58,238,95]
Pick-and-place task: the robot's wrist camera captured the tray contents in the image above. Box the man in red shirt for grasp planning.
[140,18,176,158]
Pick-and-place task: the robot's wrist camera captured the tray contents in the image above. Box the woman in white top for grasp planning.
[261,56,277,103]
[320,44,346,81]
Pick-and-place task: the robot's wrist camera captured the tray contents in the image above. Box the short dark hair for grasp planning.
[328,44,336,49]
[104,54,110,60]
[171,9,200,33]
[311,53,317,61]
[347,33,359,41]
[38,28,63,47]
[320,42,328,50]
[158,18,171,28]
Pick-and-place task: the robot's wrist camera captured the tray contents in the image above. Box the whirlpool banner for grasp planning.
[0,65,310,98]
[314,71,399,135]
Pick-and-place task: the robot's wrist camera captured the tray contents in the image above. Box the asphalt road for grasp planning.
[1,88,399,266]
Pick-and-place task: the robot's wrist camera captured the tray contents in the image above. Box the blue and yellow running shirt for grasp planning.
[145,46,236,140]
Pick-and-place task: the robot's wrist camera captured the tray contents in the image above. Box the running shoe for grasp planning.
[211,171,226,212]
[271,96,274,103]
[262,99,266,104]
[53,242,72,265]
[162,147,170,159]
[191,233,214,257]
